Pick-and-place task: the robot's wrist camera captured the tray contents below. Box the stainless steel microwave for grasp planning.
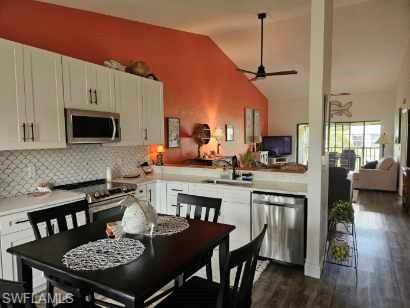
[65,109,121,144]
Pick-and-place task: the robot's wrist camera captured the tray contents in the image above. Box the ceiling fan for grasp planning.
[237,13,298,81]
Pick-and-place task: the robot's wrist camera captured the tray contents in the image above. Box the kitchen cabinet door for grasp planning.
[0,38,27,150]
[114,71,143,145]
[23,46,66,149]
[166,182,189,216]
[63,57,114,112]
[1,229,46,292]
[62,56,90,109]
[221,201,251,250]
[141,78,164,145]
[147,182,167,214]
[94,64,115,112]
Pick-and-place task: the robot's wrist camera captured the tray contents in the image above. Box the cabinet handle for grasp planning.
[94,89,98,105]
[149,189,152,203]
[144,128,148,141]
[22,123,26,142]
[30,123,35,142]
[89,89,93,104]
[171,204,185,207]
[15,219,30,225]
[171,189,183,192]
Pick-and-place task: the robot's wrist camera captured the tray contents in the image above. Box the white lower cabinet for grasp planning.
[220,201,251,250]
[147,182,167,214]
[166,182,189,216]
[1,227,46,291]
[188,183,252,250]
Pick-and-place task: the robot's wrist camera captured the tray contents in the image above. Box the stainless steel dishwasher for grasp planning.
[251,191,306,265]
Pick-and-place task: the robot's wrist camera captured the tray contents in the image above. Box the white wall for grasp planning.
[394,39,410,193]
[269,89,396,161]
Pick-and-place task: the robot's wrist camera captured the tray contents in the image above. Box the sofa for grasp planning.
[352,157,398,192]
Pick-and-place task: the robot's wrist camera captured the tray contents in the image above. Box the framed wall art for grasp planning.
[225,124,234,142]
[167,117,181,148]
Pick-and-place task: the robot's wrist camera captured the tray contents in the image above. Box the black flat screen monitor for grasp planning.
[262,136,292,157]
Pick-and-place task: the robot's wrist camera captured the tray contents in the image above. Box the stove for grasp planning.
[55,180,137,204]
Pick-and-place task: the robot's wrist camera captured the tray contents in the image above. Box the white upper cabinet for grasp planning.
[62,56,114,112]
[0,39,26,150]
[0,38,65,151]
[113,71,143,145]
[141,78,164,145]
[23,47,66,148]
[113,72,164,146]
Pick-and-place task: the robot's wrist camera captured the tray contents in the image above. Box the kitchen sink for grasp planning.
[201,179,253,187]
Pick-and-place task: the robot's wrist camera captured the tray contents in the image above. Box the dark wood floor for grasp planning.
[252,191,410,308]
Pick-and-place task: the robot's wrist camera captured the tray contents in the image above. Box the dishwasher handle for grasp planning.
[252,201,303,209]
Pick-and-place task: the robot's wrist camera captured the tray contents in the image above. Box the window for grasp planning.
[297,123,309,165]
[297,121,382,167]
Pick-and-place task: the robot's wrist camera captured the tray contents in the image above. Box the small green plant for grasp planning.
[329,200,354,224]
[240,148,254,167]
[330,238,349,262]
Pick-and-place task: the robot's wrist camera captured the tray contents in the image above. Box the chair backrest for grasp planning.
[340,150,356,171]
[217,224,268,308]
[0,279,33,308]
[176,193,222,223]
[28,199,90,240]
[328,152,338,167]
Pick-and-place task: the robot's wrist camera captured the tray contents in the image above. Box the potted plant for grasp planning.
[328,200,354,232]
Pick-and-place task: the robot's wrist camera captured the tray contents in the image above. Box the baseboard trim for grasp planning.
[304,260,323,279]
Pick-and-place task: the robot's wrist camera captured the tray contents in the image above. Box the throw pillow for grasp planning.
[378,157,394,170]
[363,160,378,169]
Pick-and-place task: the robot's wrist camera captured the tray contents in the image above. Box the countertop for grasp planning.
[162,163,307,174]
[114,174,307,196]
[0,190,86,217]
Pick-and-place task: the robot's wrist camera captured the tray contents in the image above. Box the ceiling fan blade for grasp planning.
[237,68,257,75]
[331,92,352,96]
[265,70,298,76]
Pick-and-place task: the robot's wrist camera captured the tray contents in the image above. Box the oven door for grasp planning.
[66,108,121,144]
[90,197,126,222]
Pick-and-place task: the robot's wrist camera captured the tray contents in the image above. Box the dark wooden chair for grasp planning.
[156,224,268,308]
[27,200,92,308]
[176,193,222,282]
[176,193,222,223]
[28,199,90,240]
[0,278,97,308]
[144,193,223,306]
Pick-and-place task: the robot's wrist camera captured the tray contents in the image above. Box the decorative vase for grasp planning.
[120,195,158,235]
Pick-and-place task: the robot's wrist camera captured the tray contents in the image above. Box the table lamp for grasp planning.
[375,133,389,158]
[156,145,164,166]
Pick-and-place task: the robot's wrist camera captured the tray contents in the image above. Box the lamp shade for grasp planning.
[375,133,390,145]
[156,145,165,153]
[213,128,225,142]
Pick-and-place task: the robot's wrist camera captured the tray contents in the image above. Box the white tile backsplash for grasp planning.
[0,145,148,198]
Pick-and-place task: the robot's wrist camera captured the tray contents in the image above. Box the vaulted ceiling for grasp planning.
[39,0,410,103]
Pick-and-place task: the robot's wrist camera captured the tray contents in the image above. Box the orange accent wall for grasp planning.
[0,0,268,163]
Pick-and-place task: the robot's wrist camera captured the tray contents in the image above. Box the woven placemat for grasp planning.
[62,238,145,271]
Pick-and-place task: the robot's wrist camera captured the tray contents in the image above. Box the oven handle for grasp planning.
[111,116,117,141]
[91,200,123,213]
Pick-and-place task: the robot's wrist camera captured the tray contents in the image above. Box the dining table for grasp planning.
[7,217,235,308]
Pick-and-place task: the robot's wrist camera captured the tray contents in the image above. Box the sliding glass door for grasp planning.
[297,121,381,168]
